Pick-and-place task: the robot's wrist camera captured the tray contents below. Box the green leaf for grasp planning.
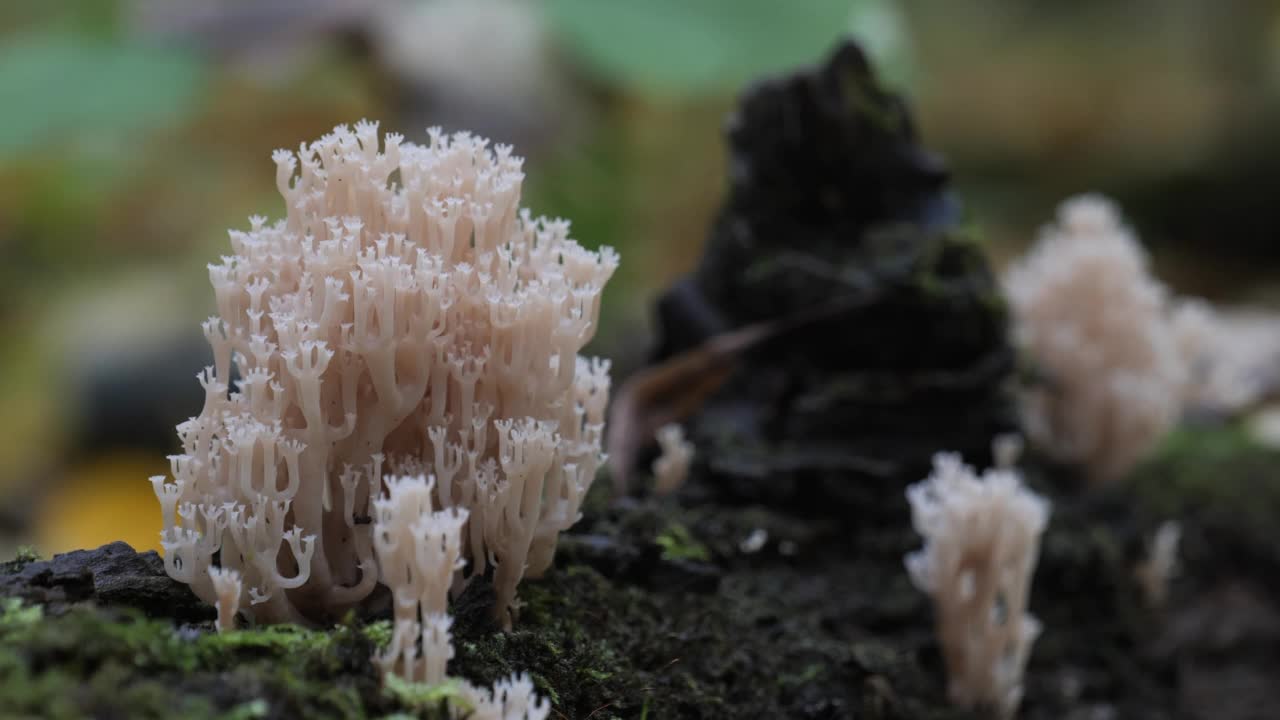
[545,0,856,96]
[0,30,205,160]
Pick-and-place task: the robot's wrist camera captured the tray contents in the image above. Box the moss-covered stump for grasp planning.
[7,424,1278,720]
[3,498,975,720]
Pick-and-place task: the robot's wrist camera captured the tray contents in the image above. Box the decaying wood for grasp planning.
[606,294,877,495]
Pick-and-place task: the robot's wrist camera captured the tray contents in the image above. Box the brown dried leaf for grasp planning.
[606,294,875,495]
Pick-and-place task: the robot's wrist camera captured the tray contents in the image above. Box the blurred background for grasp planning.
[3,0,1280,557]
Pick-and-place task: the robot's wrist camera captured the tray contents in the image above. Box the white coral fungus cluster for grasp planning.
[460,672,551,720]
[905,452,1049,719]
[1004,194,1185,483]
[373,474,549,718]
[207,566,242,633]
[150,121,618,628]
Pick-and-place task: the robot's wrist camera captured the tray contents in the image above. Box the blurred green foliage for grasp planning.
[3,0,1280,558]
[0,30,205,161]
[546,0,856,95]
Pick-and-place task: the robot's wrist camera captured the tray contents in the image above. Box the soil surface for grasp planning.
[3,428,1278,720]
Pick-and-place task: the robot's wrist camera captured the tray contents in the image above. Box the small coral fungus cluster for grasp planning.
[1005,194,1280,483]
[1004,195,1184,483]
[905,449,1048,718]
[150,120,617,658]
[372,474,550,717]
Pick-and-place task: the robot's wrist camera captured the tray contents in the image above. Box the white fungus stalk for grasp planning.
[992,433,1024,471]
[151,121,618,627]
[905,452,1049,719]
[1135,520,1181,609]
[207,566,242,633]
[373,473,468,682]
[652,423,693,496]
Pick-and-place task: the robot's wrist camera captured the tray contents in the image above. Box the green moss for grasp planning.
[779,663,824,686]
[0,598,386,720]
[654,522,710,562]
[442,495,972,720]
[381,675,464,719]
[530,673,560,707]
[1,545,43,574]
[1130,424,1280,532]
[363,620,393,650]
[1,595,42,629]
[14,545,40,564]
[208,623,331,655]
[0,601,221,719]
[223,700,270,720]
